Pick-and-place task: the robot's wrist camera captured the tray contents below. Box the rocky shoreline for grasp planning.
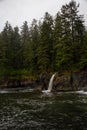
[0,71,87,91]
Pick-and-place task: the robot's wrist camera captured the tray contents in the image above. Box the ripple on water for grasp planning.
[0,91,87,129]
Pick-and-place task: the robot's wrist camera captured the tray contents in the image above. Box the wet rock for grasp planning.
[39,72,50,90]
[53,72,87,91]
[1,71,87,91]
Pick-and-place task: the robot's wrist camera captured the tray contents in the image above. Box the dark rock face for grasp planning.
[53,72,87,91]
[0,72,87,91]
[53,74,71,91]
[72,72,87,90]
[0,72,51,89]
[7,79,35,88]
[38,72,51,90]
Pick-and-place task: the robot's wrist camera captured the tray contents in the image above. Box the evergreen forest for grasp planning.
[0,0,87,78]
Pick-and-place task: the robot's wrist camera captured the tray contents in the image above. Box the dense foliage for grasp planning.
[0,0,87,76]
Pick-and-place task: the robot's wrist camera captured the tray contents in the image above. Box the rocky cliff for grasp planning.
[0,71,87,91]
[53,72,87,91]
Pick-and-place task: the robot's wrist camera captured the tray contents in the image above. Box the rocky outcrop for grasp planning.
[53,72,87,91]
[0,79,35,88]
[7,79,35,88]
[0,71,87,91]
[0,71,51,89]
[71,72,87,90]
[53,74,71,91]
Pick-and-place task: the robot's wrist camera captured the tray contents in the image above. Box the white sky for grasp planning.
[0,0,87,31]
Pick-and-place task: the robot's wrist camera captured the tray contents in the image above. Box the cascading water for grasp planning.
[48,73,56,92]
[42,73,56,93]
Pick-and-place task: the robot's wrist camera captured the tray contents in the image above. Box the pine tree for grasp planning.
[54,0,85,71]
[79,30,87,70]
[0,33,5,68]
[37,12,54,71]
[11,26,21,69]
[21,21,31,69]
[54,12,64,70]
[1,21,14,69]
[29,19,40,72]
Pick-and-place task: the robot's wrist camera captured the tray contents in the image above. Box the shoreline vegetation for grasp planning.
[0,0,87,90]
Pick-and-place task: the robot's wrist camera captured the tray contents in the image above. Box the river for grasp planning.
[0,89,87,130]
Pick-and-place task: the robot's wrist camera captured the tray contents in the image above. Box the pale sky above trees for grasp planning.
[0,0,87,31]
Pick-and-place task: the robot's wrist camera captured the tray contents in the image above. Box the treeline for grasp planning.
[0,0,87,76]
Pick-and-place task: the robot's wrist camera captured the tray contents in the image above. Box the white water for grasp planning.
[42,73,56,93]
[75,90,87,95]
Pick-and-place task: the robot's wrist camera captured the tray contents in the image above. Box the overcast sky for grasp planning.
[0,0,87,31]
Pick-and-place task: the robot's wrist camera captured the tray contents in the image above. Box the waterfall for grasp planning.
[42,73,56,93]
[48,73,56,92]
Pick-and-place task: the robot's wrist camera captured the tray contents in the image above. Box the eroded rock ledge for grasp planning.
[0,71,87,91]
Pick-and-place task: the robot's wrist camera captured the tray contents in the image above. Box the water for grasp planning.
[42,73,56,93]
[48,73,56,92]
[0,89,87,130]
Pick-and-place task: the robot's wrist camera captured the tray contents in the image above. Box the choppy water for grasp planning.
[0,89,87,130]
